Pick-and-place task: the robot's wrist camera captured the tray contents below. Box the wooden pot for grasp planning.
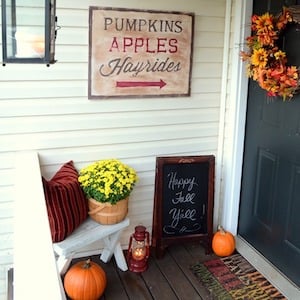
[88,197,128,225]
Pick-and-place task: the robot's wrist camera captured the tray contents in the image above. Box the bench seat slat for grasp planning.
[53,217,129,257]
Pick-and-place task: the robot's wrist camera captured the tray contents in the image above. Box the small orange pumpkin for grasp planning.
[212,225,235,257]
[64,259,107,300]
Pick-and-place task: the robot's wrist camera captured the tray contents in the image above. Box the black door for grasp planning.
[238,0,300,287]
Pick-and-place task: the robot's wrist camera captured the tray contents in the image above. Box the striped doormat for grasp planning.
[191,253,287,300]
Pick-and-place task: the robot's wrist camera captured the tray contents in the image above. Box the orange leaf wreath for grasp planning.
[240,7,300,100]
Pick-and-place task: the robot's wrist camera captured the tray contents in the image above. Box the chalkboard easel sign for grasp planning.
[151,155,215,258]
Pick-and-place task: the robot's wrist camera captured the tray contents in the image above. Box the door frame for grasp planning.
[226,1,300,297]
[221,0,251,234]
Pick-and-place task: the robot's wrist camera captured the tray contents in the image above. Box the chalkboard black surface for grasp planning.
[152,155,215,258]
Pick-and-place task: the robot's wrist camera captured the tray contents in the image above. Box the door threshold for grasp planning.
[236,236,300,299]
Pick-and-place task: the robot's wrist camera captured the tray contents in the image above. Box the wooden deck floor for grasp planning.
[67,243,217,300]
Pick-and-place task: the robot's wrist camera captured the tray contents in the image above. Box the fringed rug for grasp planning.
[191,253,287,300]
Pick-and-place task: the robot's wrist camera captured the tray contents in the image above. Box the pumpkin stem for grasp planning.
[217,225,225,234]
[83,259,91,269]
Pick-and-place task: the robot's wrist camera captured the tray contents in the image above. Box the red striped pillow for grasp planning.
[42,161,88,242]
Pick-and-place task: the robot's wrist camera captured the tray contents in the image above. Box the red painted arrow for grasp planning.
[116,79,166,89]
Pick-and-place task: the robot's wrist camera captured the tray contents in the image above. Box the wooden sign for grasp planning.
[151,156,215,258]
[88,7,194,99]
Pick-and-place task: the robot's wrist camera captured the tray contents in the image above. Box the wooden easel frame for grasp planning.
[151,155,215,258]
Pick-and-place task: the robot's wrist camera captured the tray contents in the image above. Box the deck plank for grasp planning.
[117,267,153,300]
[168,243,215,300]
[99,259,129,300]
[67,244,212,300]
[154,248,203,300]
[141,254,178,299]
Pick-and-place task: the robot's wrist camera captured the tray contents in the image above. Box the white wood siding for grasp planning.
[0,1,229,298]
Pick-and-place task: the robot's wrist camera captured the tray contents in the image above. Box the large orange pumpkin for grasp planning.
[212,225,235,257]
[64,259,107,300]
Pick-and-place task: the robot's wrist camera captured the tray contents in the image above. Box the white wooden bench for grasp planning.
[53,217,130,274]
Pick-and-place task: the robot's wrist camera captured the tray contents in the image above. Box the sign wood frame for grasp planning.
[88,7,194,99]
[151,155,215,258]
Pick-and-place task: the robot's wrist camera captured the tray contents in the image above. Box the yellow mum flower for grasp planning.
[78,159,138,204]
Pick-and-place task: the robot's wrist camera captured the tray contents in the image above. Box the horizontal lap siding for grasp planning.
[0,0,227,298]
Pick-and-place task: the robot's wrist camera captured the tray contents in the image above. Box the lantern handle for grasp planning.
[145,231,150,259]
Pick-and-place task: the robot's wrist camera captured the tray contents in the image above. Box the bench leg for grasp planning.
[100,230,128,271]
[57,254,73,275]
[113,242,128,271]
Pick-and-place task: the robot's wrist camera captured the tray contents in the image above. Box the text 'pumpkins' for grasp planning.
[212,225,235,257]
[64,259,107,300]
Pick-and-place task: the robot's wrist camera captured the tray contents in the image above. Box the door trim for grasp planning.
[236,236,300,298]
[220,0,252,234]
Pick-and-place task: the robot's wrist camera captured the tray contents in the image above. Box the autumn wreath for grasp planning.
[241,6,300,100]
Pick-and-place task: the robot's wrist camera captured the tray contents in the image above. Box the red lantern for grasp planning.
[127,225,150,273]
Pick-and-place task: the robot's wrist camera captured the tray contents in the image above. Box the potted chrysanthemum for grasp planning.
[78,159,138,224]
